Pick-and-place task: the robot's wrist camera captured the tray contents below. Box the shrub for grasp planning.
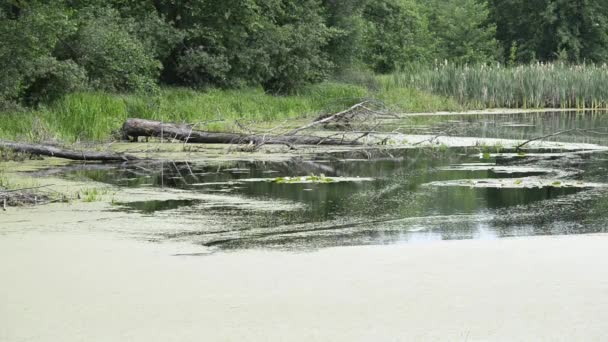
[260,1,336,94]
[362,0,433,73]
[22,57,87,105]
[175,47,233,89]
[67,6,162,93]
[0,3,79,106]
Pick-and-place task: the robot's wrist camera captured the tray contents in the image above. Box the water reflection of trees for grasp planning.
[391,111,608,146]
[57,145,608,250]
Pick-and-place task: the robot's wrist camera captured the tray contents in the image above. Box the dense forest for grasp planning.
[2,0,608,108]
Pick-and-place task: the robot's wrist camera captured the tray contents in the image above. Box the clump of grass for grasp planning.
[391,62,608,109]
[81,188,101,202]
[0,169,8,188]
[80,188,113,202]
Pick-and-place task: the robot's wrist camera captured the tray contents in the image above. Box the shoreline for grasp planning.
[399,107,608,116]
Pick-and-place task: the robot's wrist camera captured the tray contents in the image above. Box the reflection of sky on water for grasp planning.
[58,111,608,251]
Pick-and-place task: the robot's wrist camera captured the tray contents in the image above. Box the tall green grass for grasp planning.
[376,76,463,112]
[0,81,460,142]
[389,63,608,109]
[0,83,367,142]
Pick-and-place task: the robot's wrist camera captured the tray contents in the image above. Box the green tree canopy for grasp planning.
[362,0,432,73]
[426,0,499,64]
[4,0,608,108]
[489,0,608,63]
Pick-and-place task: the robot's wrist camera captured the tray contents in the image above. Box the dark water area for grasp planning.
[57,111,608,251]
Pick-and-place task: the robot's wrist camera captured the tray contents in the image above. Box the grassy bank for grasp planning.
[391,63,608,109]
[4,64,608,144]
[0,82,461,143]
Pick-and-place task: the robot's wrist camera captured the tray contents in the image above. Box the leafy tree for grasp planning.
[162,0,335,93]
[7,0,608,110]
[0,1,166,107]
[322,0,369,71]
[425,0,498,64]
[0,3,85,107]
[166,0,274,88]
[362,0,433,73]
[488,0,608,63]
[260,0,336,93]
[65,6,162,92]
[548,0,608,62]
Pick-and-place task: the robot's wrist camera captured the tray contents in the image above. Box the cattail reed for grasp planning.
[388,62,608,109]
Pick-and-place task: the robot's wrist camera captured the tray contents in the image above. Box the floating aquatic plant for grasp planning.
[273,174,335,184]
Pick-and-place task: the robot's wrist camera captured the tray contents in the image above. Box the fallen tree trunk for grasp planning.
[121,118,362,146]
[0,140,139,161]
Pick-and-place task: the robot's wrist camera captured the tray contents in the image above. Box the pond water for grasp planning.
[387,110,608,145]
[61,111,608,251]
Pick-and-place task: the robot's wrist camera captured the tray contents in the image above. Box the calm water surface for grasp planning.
[61,111,608,251]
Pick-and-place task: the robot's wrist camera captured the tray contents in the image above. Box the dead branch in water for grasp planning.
[286,100,394,136]
[0,140,139,161]
[515,127,608,150]
[0,184,60,209]
[0,184,54,194]
[286,101,370,136]
[412,126,460,146]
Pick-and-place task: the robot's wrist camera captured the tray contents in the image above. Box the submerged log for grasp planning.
[0,140,139,161]
[121,118,362,146]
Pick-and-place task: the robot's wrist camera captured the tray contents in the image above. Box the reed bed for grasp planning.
[387,63,608,109]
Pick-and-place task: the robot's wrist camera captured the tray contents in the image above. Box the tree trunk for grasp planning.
[121,118,361,146]
[0,141,139,161]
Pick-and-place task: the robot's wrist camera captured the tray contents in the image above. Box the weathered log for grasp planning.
[0,140,139,161]
[121,118,362,146]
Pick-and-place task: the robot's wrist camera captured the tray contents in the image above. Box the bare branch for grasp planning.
[285,101,372,136]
